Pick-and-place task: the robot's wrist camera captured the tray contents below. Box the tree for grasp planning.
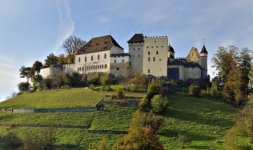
[19,66,32,82]
[44,53,58,67]
[212,46,239,81]
[63,35,86,55]
[32,61,43,75]
[212,45,252,104]
[113,110,164,150]
[63,36,86,63]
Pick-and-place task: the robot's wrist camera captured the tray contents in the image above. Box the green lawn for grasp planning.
[0,112,94,126]
[90,106,136,131]
[0,88,106,109]
[160,94,238,150]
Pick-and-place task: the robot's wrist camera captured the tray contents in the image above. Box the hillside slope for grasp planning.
[0,90,238,149]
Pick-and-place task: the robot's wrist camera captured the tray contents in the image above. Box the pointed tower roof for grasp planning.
[127,33,144,43]
[200,45,208,54]
[168,45,175,53]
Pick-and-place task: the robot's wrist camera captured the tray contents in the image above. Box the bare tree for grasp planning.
[63,35,86,55]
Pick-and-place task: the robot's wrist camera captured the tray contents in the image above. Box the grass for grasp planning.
[0,112,95,126]
[0,88,239,149]
[90,106,136,131]
[159,94,238,150]
[0,88,106,109]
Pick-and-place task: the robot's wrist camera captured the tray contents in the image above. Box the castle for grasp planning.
[40,33,208,82]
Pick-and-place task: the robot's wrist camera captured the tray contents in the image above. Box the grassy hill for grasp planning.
[0,89,238,149]
[0,88,105,108]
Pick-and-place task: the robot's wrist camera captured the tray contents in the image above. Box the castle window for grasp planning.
[138,48,140,50]
[97,55,100,60]
[161,46,164,48]
[148,69,150,73]
[148,51,150,55]
[156,51,158,55]
[138,55,140,57]
[78,57,81,62]
[116,68,119,71]
[114,60,116,63]
[122,59,124,62]
[133,48,135,50]
[153,57,155,61]
[148,57,150,61]
[91,55,93,61]
[104,54,107,59]
[151,46,153,48]
[85,57,87,62]
[105,64,107,69]
[146,46,149,48]
[82,67,84,71]
[156,46,158,48]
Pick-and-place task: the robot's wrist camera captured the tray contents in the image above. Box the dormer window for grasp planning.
[104,54,107,59]
[98,55,100,60]
[91,55,93,61]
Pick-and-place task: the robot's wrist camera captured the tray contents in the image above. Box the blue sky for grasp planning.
[0,0,253,100]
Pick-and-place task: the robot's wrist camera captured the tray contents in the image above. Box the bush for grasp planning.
[18,82,30,92]
[44,78,53,89]
[151,95,169,114]
[188,84,200,96]
[147,80,162,99]
[200,90,210,97]
[116,87,124,98]
[139,96,150,110]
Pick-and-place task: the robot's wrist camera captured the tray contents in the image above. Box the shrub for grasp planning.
[116,87,124,98]
[151,95,169,114]
[130,73,147,89]
[188,84,200,96]
[18,82,30,92]
[147,80,162,99]
[139,96,150,110]
[44,78,53,89]
[200,90,210,97]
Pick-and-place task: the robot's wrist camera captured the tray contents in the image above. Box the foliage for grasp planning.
[87,73,101,85]
[32,61,43,75]
[177,134,191,145]
[212,46,252,104]
[100,73,110,86]
[91,137,109,150]
[139,96,150,110]
[188,84,200,96]
[18,82,30,92]
[130,73,147,89]
[210,78,221,98]
[19,66,32,82]
[147,80,162,99]
[224,97,253,149]
[113,110,164,150]
[44,53,58,67]
[151,95,169,114]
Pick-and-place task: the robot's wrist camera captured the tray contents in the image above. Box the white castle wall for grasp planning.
[143,36,168,77]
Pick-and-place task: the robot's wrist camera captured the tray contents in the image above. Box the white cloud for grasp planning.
[53,0,75,54]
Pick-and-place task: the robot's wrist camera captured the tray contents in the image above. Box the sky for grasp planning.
[0,0,253,100]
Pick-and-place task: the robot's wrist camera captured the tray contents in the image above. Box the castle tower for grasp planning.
[128,34,168,77]
[168,45,175,59]
[128,34,144,73]
[199,45,208,79]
